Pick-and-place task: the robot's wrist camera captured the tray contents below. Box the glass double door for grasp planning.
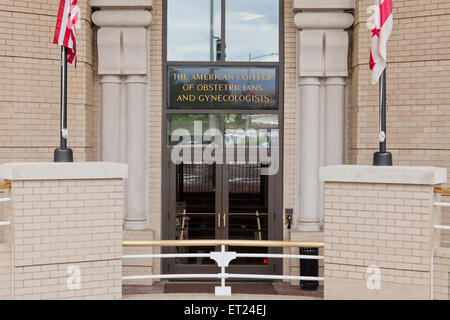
[165,159,281,276]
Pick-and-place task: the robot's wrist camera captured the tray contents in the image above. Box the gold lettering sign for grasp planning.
[168,66,278,109]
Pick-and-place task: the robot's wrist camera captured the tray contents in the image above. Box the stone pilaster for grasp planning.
[92,0,153,230]
[294,0,354,232]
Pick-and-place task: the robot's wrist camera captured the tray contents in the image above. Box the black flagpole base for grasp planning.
[373,152,392,166]
[54,148,73,163]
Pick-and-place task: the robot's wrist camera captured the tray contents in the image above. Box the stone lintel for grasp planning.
[320,165,447,185]
[0,162,128,181]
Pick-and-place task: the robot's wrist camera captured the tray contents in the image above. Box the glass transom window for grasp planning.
[167,0,279,62]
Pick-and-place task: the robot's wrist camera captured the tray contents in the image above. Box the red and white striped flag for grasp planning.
[53,0,78,66]
[369,0,393,84]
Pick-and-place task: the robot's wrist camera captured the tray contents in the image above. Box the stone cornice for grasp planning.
[91,0,153,10]
[293,0,355,11]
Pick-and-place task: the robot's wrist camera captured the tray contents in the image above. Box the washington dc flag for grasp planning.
[53,0,78,66]
[369,0,393,85]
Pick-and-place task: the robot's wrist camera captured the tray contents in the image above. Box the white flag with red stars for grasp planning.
[53,0,78,66]
[368,0,393,85]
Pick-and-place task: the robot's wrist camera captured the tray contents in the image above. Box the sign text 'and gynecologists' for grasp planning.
[168,66,278,109]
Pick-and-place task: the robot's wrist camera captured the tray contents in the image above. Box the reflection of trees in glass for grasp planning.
[225,114,278,147]
[167,114,220,146]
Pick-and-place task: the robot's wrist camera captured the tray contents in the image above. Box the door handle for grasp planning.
[218,213,221,228]
[223,213,227,228]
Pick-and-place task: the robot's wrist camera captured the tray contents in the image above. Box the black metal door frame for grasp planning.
[161,0,285,277]
[164,141,282,276]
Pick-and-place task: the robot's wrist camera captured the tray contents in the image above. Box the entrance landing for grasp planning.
[123,283,323,300]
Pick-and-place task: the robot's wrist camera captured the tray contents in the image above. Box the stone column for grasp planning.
[298,77,321,231]
[100,75,122,162]
[294,1,354,231]
[92,0,153,230]
[125,75,147,229]
[325,77,346,165]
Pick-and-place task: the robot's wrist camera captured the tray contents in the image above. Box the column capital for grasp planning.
[125,75,148,85]
[324,77,346,86]
[299,77,321,86]
[100,75,122,84]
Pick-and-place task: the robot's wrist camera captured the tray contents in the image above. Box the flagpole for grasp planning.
[373,69,392,166]
[54,46,73,162]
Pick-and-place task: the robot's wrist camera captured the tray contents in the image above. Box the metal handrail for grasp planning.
[434,187,450,195]
[175,212,269,216]
[176,212,215,216]
[123,241,324,296]
[431,190,450,300]
[434,202,450,207]
[123,239,324,248]
[0,182,11,190]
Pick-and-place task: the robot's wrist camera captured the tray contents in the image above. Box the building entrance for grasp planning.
[162,0,284,276]
[163,113,282,276]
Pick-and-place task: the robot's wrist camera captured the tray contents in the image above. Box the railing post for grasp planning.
[214,245,232,296]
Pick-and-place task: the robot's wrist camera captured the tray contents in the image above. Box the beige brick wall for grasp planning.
[14,260,121,300]
[147,0,163,275]
[0,187,12,300]
[433,247,450,300]
[324,181,436,299]
[0,0,97,163]
[8,178,123,299]
[352,0,450,245]
[0,245,12,300]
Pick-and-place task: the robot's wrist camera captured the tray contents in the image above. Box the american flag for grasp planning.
[53,0,78,66]
[369,0,393,85]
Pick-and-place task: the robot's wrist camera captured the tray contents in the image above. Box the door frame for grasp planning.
[161,0,285,276]
[164,148,283,276]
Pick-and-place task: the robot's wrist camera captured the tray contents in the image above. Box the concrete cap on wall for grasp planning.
[320,165,447,185]
[293,0,355,11]
[0,162,128,181]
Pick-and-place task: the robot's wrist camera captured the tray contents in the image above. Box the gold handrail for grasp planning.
[256,211,262,241]
[175,212,268,216]
[0,182,11,190]
[123,239,324,248]
[230,212,268,216]
[176,212,215,216]
[434,187,450,195]
[180,210,186,241]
